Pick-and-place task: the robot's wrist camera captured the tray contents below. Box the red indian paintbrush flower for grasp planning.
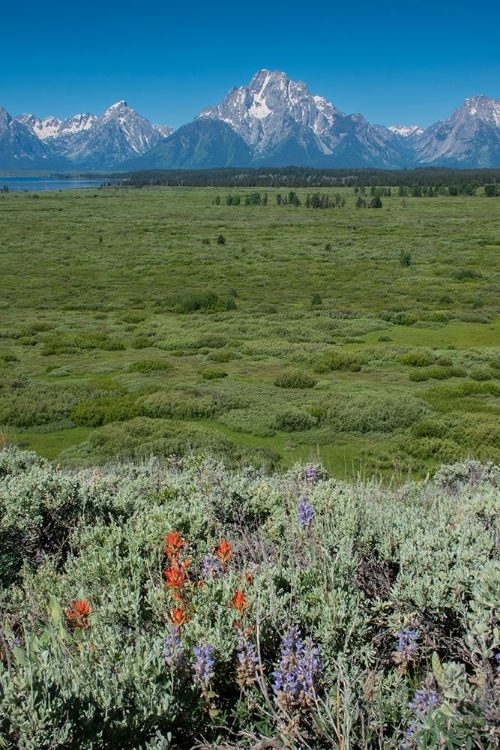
[230,590,249,614]
[163,531,186,560]
[215,539,232,571]
[163,558,191,589]
[66,599,91,629]
[170,606,189,629]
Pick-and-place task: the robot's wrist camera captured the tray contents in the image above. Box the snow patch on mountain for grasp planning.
[389,125,425,137]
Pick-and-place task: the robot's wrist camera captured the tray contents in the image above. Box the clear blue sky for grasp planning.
[2,0,499,129]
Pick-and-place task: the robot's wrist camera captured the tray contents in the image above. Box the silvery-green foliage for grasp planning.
[0,446,498,748]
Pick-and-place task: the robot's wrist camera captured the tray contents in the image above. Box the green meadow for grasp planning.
[1,186,500,477]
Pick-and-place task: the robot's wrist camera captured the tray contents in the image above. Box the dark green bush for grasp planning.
[172,292,236,314]
[274,371,317,389]
[452,268,482,280]
[200,368,228,380]
[318,348,365,372]
[128,359,172,373]
[70,396,144,427]
[273,409,317,432]
[398,349,435,367]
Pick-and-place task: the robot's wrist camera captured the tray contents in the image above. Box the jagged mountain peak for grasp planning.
[109,99,127,109]
[198,68,345,154]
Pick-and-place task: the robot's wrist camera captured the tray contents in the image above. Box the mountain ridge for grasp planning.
[2,71,500,170]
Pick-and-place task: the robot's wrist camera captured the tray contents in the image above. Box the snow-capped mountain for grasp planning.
[3,75,500,170]
[414,95,500,167]
[16,112,97,140]
[389,125,425,138]
[11,102,174,170]
[0,106,72,169]
[198,69,344,153]
[52,100,172,169]
[137,69,410,170]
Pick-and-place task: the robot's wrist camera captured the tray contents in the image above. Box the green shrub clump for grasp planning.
[398,349,435,367]
[128,359,172,373]
[274,370,317,389]
[200,368,228,380]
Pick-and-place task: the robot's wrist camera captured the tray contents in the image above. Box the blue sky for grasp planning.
[2,0,499,129]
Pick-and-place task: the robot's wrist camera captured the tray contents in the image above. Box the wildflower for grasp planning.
[495,653,500,674]
[201,553,222,580]
[236,631,259,688]
[170,606,189,629]
[192,640,215,694]
[6,635,21,651]
[400,676,439,748]
[231,590,250,629]
[394,628,419,672]
[163,558,191,590]
[215,539,232,571]
[163,531,186,559]
[66,599,91,629]
[297,496,314,530]
[408,686,439,712]
[272,625,322,712]
[162,625,185,669]
[304,464,318,484]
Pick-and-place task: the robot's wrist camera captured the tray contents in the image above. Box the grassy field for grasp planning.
[1,185,500,477]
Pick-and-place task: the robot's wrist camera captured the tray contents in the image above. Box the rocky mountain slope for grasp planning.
[2,73,500,170]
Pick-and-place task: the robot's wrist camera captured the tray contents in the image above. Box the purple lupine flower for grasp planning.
[304,464,318,485]
[297,496,314,530]
[162,626,185,670]
[400,723,417,749]
[495,653,500,674]
[236,632,259,688]
[394,628,419,671]
[400,677,439,748]
[192,640,215,692]
[272,625,322,711]
[408,686,439,712]
[201,553,222,580]
[6,635,22,651]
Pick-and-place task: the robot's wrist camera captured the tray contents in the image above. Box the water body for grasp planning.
[0,176,120,192]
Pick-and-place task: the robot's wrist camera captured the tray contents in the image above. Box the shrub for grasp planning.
[70,396,144,427]
[128,359,172,373]
[451,268,482,280]
[208,350,234,363]
[469,367,492,381]
[322,392,429,433]
[274,371,317,389]
[273,409,317,432]
[172,292,236,314]
[200,368,228,380]
[318,348,365,372]
[398,349,435,367]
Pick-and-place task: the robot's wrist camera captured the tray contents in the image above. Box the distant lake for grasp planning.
[0,176,121,192]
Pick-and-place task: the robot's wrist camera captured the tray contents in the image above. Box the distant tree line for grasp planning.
[118,166,500,190]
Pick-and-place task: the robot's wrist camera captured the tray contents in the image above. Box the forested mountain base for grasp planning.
[0,447,498,748]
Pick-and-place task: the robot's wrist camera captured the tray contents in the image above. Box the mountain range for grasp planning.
[2,70,500,171]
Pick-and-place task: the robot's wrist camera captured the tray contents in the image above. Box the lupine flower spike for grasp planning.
[162,625,185,670]
[66,599,91,629]
[394,628,419,673]
[192,640,215,698]
[297,496,314,531]
[272,625,322,712]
